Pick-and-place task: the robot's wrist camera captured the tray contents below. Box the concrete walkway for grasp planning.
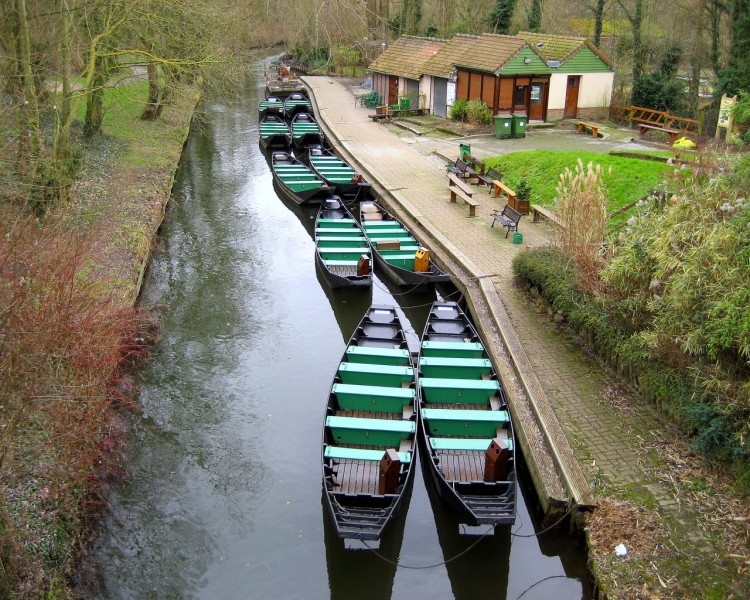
[304,76,681,517]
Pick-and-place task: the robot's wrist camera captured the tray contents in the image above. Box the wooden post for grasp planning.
[378,449,401,494]
[484,438,512,482]
[356,255,370,276]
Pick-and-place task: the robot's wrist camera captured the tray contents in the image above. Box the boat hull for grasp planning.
[259,133,290,151]
[417,301,517,526]
[271,152,332,205]
[322,305,417,539]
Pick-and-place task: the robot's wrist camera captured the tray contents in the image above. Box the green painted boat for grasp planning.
[359,200,451,287]
[271,151,332,205]
[258,95,284,116]
[283,91,312,118]
[290,113,324,150]
[259,114,290,150]
[323,305,417,540]
[418,301,516,526]
[308,145,371,199]
[315,196,371,289]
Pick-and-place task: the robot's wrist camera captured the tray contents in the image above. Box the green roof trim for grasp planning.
[499,46,551,74]
[556,46,613,72]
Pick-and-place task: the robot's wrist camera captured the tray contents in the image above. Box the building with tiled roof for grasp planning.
[367,36,446,108]
[419,34,479,117]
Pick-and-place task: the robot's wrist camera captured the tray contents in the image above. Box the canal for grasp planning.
[80,60,591,599]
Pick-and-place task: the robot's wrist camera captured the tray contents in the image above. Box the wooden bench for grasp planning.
[467,156,492,187]
[638,123,681,145]
[576,121,600,138]
[491,179,516,203]
[490,204,523,238]
[447,173,479,217]
[530,204,564,228]
[447,157,478,181]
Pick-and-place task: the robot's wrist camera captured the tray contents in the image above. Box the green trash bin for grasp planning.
[399,96,410,110]
[511,113,527,138]
[459,143,471,161]
[494,114,513,139]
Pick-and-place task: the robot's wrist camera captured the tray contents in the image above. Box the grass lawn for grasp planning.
[485,150,673,226]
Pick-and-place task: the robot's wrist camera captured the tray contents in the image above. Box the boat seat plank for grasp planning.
[325,446,411,463]
[420,341,485,358]
[326,415,416,446]
[419,356,493,379]
[423,408,509,437]
[326,416,415,433]
[323,260,360,266]
[338,362,414,387]
[333,383,415,413]
[345,346,411,364]
[419,377,500,404]
[423,408,509,422]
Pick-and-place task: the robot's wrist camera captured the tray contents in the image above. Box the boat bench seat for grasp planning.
[419,377,500,404]
[421,340,485,358]
[326,415,416,446]
[318,217,356,224]
[345,346,410,365]
[419,356,493,379]
[318,238,368,248]
[319,247,370,254]
[279,178,323,184]
[366,229,410,238]
[423,408,509,437]
[381,253,419,261]
[324,446,411,463]
[333,383,414,412]
[430,437,513,452]
[338,362,414,387]
[316,228,364,236]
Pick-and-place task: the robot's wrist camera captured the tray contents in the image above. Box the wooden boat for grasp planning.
[264,60,305,98]
[290,113,324,150]
[359,200,451,287]
[417,301,516,526]
[322,304,418,539]
[314,196,372,289]
[271,151,332,205]
[259,114,290,150]
[258,95,284,116]
[308,145,372,199]
[283,91,313,119]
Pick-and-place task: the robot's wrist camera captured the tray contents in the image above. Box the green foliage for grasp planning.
[485,151,671,225]
[730,90,750,145]
[716,0,750,96]
[632,45,687,114]
[513,244,750,492]
[515,176,531,200]
[465,99,492,125]
[489,0,518,34]
[449,98,469,122]
[527,0,543,31]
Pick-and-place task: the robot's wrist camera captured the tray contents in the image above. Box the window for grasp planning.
[513,85,526,106]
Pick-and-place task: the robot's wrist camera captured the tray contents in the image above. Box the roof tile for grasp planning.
[420,34,479,78]
[452,33,527,74]
[367,36,447,80]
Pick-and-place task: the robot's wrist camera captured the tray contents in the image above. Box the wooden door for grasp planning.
[564,76,580,118]
[388,76,398,106]
[529,82,545,121]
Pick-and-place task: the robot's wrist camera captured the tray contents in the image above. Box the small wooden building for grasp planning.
[419,34,479,118]
[367,36,446,109]
[515,32,615,121]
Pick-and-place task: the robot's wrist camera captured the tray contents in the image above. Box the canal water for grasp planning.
[80,61,591,599]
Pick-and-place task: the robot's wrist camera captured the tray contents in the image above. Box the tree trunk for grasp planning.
[629,0,644,102]
[593,0,606,47]
[140,62,161,120]
[55,0,73,163]
[15,0,42,177]
[84,58,107,137]
[708,0,722,77]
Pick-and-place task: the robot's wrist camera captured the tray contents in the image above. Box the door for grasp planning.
[433,78,448,118]
[529,82,545,121]
[388,76,398,106]
[564,76,580,118]
[406,79,419,109]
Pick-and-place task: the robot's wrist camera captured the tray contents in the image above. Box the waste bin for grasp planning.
[511,113,527,138]
[399,96,410,110]
[493,114,513,139]
[459,143,471,161]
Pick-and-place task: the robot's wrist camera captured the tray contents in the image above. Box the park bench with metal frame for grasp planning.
[490,204,522,238]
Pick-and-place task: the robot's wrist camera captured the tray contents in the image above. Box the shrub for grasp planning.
[515,176,531,200]
[449,99,468,122]
[465,99,492,125]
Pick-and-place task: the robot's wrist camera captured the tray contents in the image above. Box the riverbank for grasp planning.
[0,81,197,596]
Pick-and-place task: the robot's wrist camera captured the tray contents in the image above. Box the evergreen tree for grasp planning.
[717,0,750,95]
[528,0,543,32]
[489,0,517,34]
[632,45,686,113]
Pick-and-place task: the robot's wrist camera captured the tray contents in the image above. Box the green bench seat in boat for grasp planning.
[316,228,363,236]
[326,416,415,446]
[363,221,405,228]
[322,259,360,267]
[382,254,417,270]
[366,229,411,239]
[318,237,368,248]
[421,340,485,359]
[318,249,369,261]
[419,357,493,379]
[419,377,499,404]
[345,346,410,366]
[333,383,414,412]
[338,362,414,387]
[422,408,509,437]
[318,218,356,225]
[429,437,513,452]
[324,446,412,463]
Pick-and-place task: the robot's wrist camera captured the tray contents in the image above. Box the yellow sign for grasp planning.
[716,94,737,137]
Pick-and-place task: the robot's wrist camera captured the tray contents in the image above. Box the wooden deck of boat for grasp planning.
[335,460,380,495]
[436,450,484,481]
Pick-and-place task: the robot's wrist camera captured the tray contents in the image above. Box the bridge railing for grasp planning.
[610,105,701,135]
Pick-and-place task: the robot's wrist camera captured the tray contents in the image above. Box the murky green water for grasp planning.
[80,61,591,599]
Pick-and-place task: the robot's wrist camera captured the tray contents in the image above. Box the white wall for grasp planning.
[547,72,615,110]
[419,76,432,110]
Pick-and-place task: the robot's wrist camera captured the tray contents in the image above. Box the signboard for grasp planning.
[716,94,737,138]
